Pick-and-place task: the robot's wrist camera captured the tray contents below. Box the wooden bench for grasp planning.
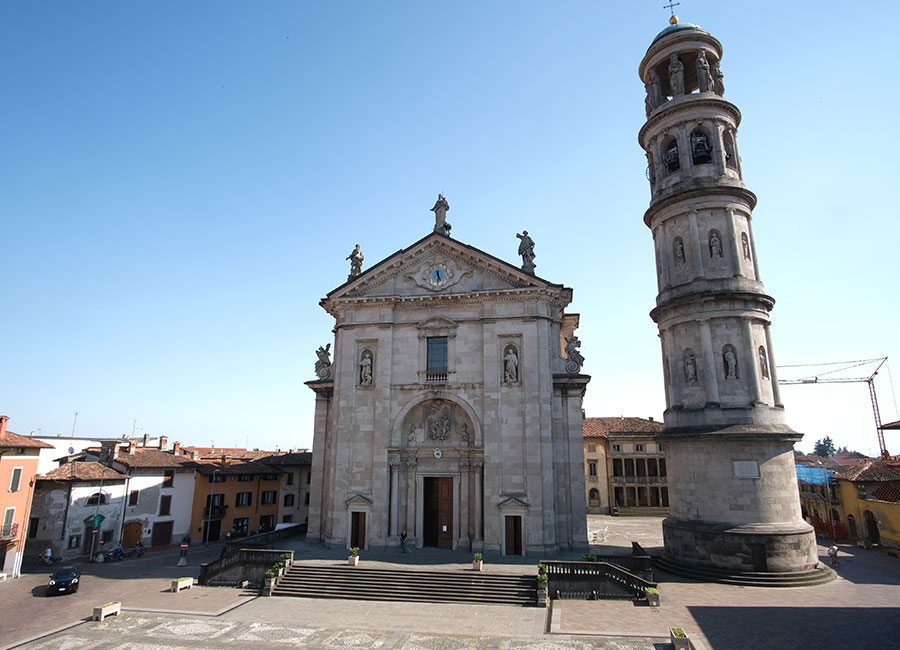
[93,602,121,621]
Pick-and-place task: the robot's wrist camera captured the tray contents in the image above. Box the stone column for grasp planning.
[688,210,705,277]
[473,461,483,543]
[458,460,470,549]
[699,319,720,404]
[746,217,762,281]
[389,459,400,537]
[415,472,424,549]
[764,325,783,407]
[677,125,691,173]
[741,317,762,403]
[712,121,727,174]
[656,225,672,289]
[407,458,418,545]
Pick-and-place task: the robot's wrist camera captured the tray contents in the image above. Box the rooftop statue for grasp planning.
[315,343,332,379]
[346,244,364,278]
[431,193,451,236]
[516,230,536,274]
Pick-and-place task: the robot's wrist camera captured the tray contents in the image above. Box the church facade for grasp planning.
[306,215,589,555]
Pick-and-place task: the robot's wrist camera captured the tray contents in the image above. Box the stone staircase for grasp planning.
[273,564,538,606]
[654,557,835,587]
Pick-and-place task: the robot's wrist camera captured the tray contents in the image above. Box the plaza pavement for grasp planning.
[3,516,899,650]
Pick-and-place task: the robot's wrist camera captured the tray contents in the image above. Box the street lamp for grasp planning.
[89,467,113,561]
[204,468,220,546]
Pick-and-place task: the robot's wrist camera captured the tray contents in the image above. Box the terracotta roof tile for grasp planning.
[114,448,192,468]
[583,417,664,438]
[0,431,54,448]
[191,459,284,476]
[834,461,900,482]
[40,462,128,482]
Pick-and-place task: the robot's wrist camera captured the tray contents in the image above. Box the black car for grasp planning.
[47,567,81,596]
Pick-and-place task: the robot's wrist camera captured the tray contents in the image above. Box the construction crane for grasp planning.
[778,357,891,460]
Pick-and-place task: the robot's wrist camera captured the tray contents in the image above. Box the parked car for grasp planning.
[47,567,81,596]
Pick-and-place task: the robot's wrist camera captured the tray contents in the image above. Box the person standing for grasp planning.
[400,530,408,553]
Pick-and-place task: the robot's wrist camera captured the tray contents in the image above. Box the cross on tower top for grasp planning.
[663,1,680,21]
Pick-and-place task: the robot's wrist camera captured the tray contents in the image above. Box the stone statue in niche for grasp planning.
[684,354,698,384]
[724,348,737,379]
[711,59,725,96]
[431,193,451,236]
[359,351,373,386]
[504,346,519,383]
[741,232,751,260]
[460,423,469,442]
[668,54,685,97]
[408,424,417,444]
[314,344,332,379]
[674,239,685,264]
[346,244,364,278]
[759,347,770,379]
[648,69,663,111]
[696,50,713,93]
[564,336,585,374]
[724,133,736,168]
[709,232,723,258]
[516,231,536,274]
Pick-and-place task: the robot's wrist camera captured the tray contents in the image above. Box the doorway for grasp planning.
[202,519,221,543]
[504,515,522,555]
[423,477,453,549]
[864,510,880,544]
[350,511,367,549]
[122,521,143,547]
[151,520,174,547]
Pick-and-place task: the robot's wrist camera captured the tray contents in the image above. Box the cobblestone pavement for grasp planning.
[5,516,900,650]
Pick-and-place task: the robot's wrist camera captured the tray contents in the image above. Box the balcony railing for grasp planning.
[425,371,449,384]
[0,522,18,540]
[203,505,228,518]
[611,476,667,484]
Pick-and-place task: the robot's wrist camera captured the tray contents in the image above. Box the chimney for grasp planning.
[191,450,199,460]
[142,433,150,447]
[648,416,654,422]
[159,436,168,450]
[172,441,181,455]
[127,441,136,455]
[0,415,8,436]
[101,440,120,463]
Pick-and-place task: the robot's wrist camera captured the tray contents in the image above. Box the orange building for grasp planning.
[186,454,283,542]
[0,416,52,578]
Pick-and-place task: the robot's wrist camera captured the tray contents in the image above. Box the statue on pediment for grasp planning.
[346,244,364,278]
[431,193,451,236]
[517,231,536,274]
[564,336,585,374]
[315,343,332,379]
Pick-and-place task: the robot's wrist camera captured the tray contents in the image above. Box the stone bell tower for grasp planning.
[638,18,820,576]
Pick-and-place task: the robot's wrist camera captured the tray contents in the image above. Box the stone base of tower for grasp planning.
[662,517,818,573]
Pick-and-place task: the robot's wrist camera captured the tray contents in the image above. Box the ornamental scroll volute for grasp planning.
[403,399,474,448]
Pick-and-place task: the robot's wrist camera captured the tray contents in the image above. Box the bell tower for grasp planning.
[639,18,820,576]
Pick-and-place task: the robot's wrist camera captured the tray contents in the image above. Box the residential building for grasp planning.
[26,462,129,561]
[0,415,53,578]
[583,417,667,515]
[258,451,312,527]
[834,461,900,549]
[187,455,283,542]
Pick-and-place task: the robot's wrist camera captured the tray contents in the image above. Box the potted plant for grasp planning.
[348,547,360,566]
[273,562,284,577]
[280,552,292,568]
[472,552,483,571]
[669,627,690,650]
[263,569,276,595]
[536,572,548,605]
[582,553,596,562]
[645,587,660,607]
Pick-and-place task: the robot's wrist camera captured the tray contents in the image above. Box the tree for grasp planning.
[814,437,836,458]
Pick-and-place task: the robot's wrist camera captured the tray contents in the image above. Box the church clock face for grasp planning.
[433,448,443,459]
[428,263,450,288]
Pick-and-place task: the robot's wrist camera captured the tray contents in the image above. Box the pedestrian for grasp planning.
[400,530,408,553]
[827,543,840,568]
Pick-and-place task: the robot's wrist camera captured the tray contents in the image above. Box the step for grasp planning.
[653,557,836,587]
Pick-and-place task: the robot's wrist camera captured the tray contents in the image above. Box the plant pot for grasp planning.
[670,628,690,650]
[537,589,547,606]
[647,592,660,607]
[472,560,483,571]
[348,555,359,566]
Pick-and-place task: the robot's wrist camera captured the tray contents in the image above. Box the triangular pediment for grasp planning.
[324,232,563,307]
[344,493,373,507]
[498,495,530,510]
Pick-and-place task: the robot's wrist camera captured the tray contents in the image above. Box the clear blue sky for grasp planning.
[2,2,898,456]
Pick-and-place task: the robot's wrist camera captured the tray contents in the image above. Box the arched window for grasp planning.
[663,138,680,174]
[690,128,712,165]
[724,131,737,169]
[86,492,107,506]
[722,345,738,379]
[645,151,656,184]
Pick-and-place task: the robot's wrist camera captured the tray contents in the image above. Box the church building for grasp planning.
[306,205,590,555]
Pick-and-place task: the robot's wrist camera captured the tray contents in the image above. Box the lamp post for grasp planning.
[204,469,220,546]
[89,467,112,561]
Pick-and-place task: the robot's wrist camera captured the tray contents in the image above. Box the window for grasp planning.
[636,444,645,452]
[426,336,448,372]
[86,492,107,506]
[305,493,310,505]
[263,473,277,481]
[129,490,140,506]
[612,444,621,452]
[237,474,252,482]
[283,515,293,523]
[2,507,14,536]
[69,534,81,549]
[259,514,275,531]
[658,444,665,452]
[690,129,712,165]
[162,471,175,488]
[29,516,39,538]
[588,461,598,477]
[262,490,276,505]
[663,138,679,173]
[159,495,172,516]
[286,472,294,486]
[232,517,249,535]
[306,472,311,484]
[9,467,23,492]
[211,473,226,483]
[102,530,113,544]
[283,493,295,507]
[236,492,252,507]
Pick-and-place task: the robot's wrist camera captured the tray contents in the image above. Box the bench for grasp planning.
[171,577,194,592]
